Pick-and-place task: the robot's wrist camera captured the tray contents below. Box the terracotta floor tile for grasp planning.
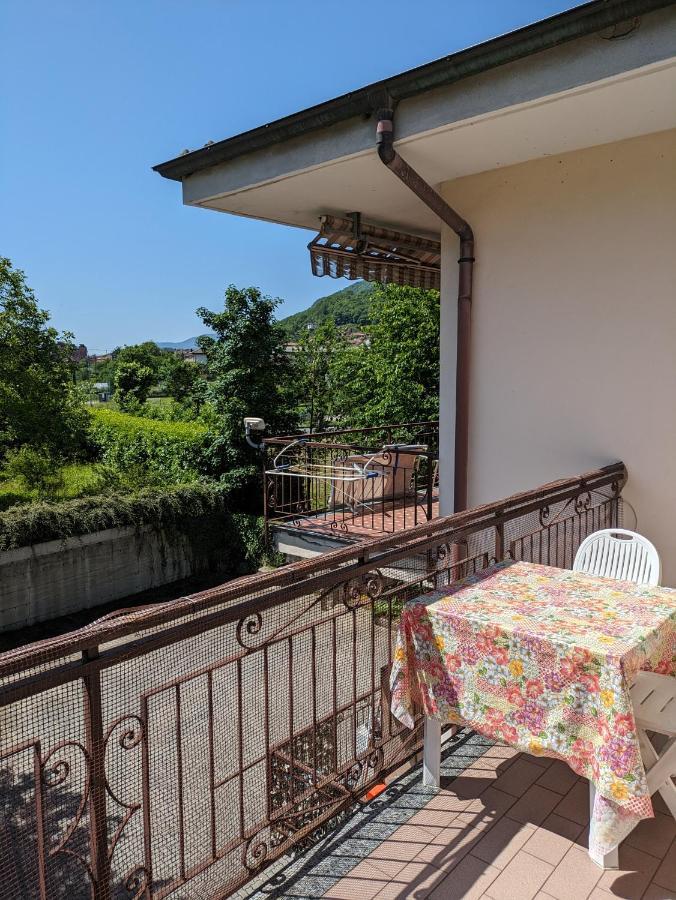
[370,839,429,863]
[535,761,580,796]
[323,876,385,899]
[388,823,445,844]
[427,854,502,899]
[464,787,518,822]
[409,808,461,828]
[507,785,561,827]
[595,844,659,898]
[374,861,448,899]
[626,813,676,860]
[416,822,487,869]
[552,779,591,826]
[467,755,516,775]
[451,773,500,800]
[348,857,408,881]
[541,844,603,900]
[483,746,521,762]
[524,813,584,865]
[425,793,474,812]
[484,849,554,899]
[493,758,545,798]
[642,881,676,899]
[471,816,536,869]
[653,837,676,891]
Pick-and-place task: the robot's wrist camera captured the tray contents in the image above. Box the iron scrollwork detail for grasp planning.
[242,834,269,872]
[236,611,264,649]
[343,570,384,610]
[104,715,146,880]
[40,740,96,891]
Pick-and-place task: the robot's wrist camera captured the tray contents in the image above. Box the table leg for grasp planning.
[588,781,619,869]
[423,717,441,787]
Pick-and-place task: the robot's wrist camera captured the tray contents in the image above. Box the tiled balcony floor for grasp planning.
[247,730,676,900]
[278,495,440,538]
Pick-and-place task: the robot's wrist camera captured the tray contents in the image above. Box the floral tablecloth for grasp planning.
[390,560,676,857]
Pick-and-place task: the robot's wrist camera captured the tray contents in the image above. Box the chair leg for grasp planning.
[588,781,619,869]
[638,729,676,821]
[423,717,441,787]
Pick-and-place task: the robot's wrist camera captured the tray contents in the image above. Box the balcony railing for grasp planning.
[0,460,625,900]
[263,421,440,539]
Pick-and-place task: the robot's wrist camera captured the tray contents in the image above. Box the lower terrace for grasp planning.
[263,422,439,559]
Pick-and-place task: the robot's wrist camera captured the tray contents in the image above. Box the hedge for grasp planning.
[0,473,262,569]
[88,407,215,481]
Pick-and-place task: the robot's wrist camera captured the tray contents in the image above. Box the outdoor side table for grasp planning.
[390,560,676,868]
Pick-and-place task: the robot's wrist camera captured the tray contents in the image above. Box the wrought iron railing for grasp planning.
[0,461,625,899]
[263,421,439,539]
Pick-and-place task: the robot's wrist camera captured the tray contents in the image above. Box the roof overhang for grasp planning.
[154,1,676,239]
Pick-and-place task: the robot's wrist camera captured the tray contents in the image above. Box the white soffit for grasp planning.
[194,61,676,238]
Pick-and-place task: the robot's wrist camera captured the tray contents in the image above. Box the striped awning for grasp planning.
[308,214,440,290]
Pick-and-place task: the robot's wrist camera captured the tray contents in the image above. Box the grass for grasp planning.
[0,462,119,509]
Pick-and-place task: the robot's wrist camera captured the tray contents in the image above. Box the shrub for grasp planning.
[0,471,260,559]
[2,446,61,496]
[89,407,218,481]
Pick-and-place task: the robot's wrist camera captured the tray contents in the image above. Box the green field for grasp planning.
[0,462,117,509]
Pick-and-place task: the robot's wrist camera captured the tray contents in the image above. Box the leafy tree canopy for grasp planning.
[198,285,299,465]
[114,360,155,411]
[0,257,87,459]
[330,284,439,428]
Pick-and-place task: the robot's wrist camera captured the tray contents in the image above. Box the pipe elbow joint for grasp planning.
[376,112,396,165]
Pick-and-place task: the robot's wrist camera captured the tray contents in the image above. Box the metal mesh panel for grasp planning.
[0,462,625,899]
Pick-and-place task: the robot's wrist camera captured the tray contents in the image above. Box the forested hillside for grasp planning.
[279,281,373,338]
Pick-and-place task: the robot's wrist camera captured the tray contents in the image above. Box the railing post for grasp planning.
[495,518,504,562]
[426,453,434,522]
[261,446,270,550]
[83,647,111,900]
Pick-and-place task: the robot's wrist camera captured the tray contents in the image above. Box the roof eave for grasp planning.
[153,0,675,182]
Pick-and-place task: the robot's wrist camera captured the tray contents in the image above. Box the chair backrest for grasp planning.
[573,528,661,586]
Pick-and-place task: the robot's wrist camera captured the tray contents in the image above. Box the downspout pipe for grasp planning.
[376,109,474,513]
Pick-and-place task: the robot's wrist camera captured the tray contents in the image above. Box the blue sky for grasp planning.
[1,1,578,352]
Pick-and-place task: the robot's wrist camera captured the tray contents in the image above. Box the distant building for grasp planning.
[174,349,207,364]
[93,382,111,402]
[71,343,88,363]
[88,352,113,364]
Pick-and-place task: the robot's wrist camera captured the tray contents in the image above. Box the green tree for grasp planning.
[198,285,298,465]
[163,355,204,410]
[295,321,343,432]
[0,257,87,458]
[115,341,164,374]
[114,360,154,411]
[330,284,439,427]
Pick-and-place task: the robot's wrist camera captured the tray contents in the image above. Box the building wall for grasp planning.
[440,129,676,583]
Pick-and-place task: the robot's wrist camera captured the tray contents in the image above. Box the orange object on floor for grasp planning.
[363,782,387,801]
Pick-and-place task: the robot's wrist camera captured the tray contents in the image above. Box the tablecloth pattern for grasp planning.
[390,560,676,856]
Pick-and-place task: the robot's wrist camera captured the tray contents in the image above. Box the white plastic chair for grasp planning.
[573,528,661,586]
[575,529,668,867]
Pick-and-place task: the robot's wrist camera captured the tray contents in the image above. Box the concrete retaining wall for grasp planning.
[0,525,219,630]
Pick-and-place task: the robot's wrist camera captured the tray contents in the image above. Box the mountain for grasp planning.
[153,282,374,348]
[155,335,212,350]
[279,282,374,338]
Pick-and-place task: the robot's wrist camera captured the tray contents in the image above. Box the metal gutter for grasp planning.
[376,110,473,513]
[153,0,672,182]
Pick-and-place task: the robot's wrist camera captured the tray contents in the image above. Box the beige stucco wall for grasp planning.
[440,129,676,584]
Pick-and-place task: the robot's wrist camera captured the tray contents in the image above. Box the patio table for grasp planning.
[390,560,676,866]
